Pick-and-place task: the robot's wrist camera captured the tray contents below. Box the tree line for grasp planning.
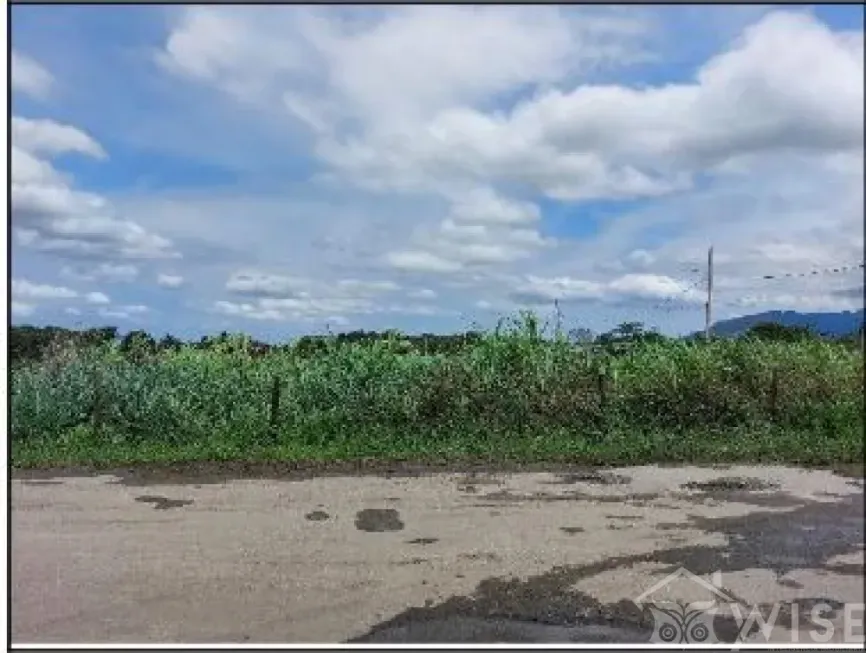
[7,320,861,367]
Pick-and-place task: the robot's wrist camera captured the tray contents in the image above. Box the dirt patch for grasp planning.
[458,552,501,563]
[134,495,192,510]
[676,477,802,508]
[682,477,779,492]
[831,463,865,479]
[481,490,659,505]
[407,538,438,546]
[606,515,643,521]
[355,508,404,532]
[305,510,330,521]
[547,471,631,486]
[560,527,585,535]
[457,472,503,486]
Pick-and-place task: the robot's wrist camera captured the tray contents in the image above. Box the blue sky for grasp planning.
[10,5,864,341]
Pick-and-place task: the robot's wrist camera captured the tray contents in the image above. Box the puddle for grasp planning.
[355,508,404,532]
[134,495,193,510]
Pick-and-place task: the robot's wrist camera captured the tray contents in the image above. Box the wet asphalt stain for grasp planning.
[459,552,501,562]
[547,471,631,486]
[408,537,439,545]
[606,515,643,521]
[480,489,659,505]
[560,526,585,535]
[134,495,193,510]
[350,491,864,643]
[675,477,803,509]
[682,477,779,492]
[676,490,806,509]
[305,510,330,521]
[355,508,404,532]
[457,473,503,486]
[820,562,865,576]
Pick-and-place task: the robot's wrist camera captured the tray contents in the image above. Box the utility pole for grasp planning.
[704,246,714,341]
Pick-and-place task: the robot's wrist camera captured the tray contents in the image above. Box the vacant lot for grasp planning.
[12,464,864,644]
[11,327,864,469]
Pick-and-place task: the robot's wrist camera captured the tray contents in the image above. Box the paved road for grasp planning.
[11,464,864,644]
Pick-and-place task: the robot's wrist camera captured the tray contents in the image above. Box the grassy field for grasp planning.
[10,316,864,468]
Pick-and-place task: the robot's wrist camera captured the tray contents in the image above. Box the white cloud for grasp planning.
[155,8,863,327]
[213,300,287,322]
[11,116,179,263]
[336,278,399,294]
[226,270,309,298]
[85,291,111,305]
[385,250,462,274]
[161,7,862,204]
[11,51,54,100]
[12,7,862,334]
[157,273,185,288]
[12,117,107,159]
[162,6,652,124]
[12,279,78,301]
[510,272,703,306]
[97,304,149,320]
[62,263,140,283]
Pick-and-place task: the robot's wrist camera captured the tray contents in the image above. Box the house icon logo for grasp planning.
[633,567,743,644]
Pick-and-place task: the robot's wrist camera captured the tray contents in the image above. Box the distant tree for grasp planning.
[158,334,184,352]
[120,330,157,361]
[568,327,595,345]
[744,322,815,343]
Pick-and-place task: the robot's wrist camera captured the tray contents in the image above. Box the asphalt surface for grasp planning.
[11,464,865,644]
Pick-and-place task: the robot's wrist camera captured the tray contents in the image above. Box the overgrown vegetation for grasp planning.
[9,314,864,468]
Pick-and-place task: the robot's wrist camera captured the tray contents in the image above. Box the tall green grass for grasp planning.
[10,315,864,467]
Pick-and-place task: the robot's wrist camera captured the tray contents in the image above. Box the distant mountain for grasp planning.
[711,309,864,338]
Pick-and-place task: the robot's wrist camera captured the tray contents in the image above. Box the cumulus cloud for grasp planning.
[12,117,107,159]
[162,8,861,201]
[85,291,111,305]
[97,304,149,320]
[510,272,704,306]
[12,279,78,301]
[62,263,140,283]
[13,7,862,333]
[226,270,310,298]
[11,116,179,262]
[11,51,54,99]
[157,273,185,288]
[219,268,436,322]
